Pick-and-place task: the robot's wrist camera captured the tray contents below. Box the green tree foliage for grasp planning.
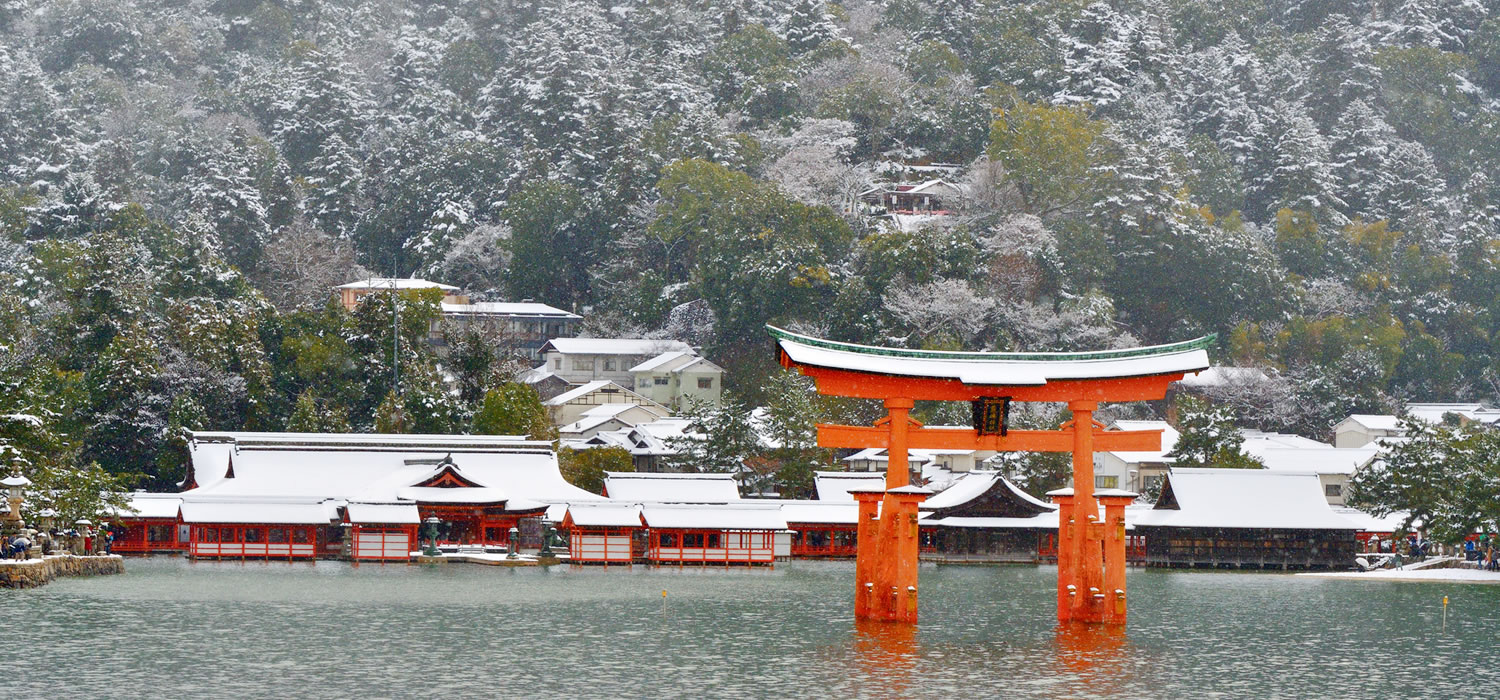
[558,446,634,495]
[472,383,556,440]
[1348,420,1500,542]
[988,95,1108,218]
[1165,395,1264,469]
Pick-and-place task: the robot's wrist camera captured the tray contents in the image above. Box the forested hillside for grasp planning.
[3,0,1500,500]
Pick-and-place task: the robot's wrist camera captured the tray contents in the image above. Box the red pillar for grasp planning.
[1068,400,1106,623]
[852,490,882,619]
[1097,491,1134,625]
[1049,489,1077,622]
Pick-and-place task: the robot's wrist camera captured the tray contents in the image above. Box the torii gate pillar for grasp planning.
[851,398,927,624]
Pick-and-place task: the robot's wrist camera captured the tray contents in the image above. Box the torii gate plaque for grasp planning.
[770,326,1212,624]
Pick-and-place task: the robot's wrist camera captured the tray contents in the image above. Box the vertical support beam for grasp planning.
[1068,400,1104,623]
[884,398,914,490]
[1097,493,1133,625]
[1049,489,1077,622]
[852,491,883,620]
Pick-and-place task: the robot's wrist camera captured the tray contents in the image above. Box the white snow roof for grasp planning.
[1256,447,1379,476]
[180,432,602,515]
[337,278,458,292]
[814,472,889,501]
[346,502,421,524]
[920,471,1056,512]
[924,513,1060,529]
[842,448,937,464]
[564,502,643,528]
[543,382,664,413]
[1331,507,1411,533]
[771,326,1210,386]
[629,351,694,373]
[542,338,692,356]
[1240,430,1332,453]
[603,472,740,502]
[441,301,579,319]
[640,503,787,530]
[112,493,182,520]
[1134,468,1359,530]
[1105,420,1180,462]
[180,499,340,525]
[1341,414,1402,431]
[780,500,860,525]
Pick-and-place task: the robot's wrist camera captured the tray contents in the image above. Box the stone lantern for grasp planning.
[506,526,521,559]
[1,474,29,534]
[422,516,442,557]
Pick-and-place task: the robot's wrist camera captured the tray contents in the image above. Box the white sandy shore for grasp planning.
[1297,568,1500,583]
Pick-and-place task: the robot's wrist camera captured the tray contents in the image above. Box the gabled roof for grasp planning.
[1134,468,1359,530]
[629,351,695,373]
[770,326,1212,386]
[540,338,692,356]
[543,382,666,414]
[780,499,861,524]
[110,492,183,520]
[602,472,740,502]
[919,471,1055,519]
[346,502,421,524]
[563,502,643,528]
[814,471,889,501]
[336,278,458,292]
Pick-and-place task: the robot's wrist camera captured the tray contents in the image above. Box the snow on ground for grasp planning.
[1298,567,1500,584]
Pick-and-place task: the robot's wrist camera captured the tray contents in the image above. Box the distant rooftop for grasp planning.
[441,301,579,319]
[542,338,692,356]
[336,278,459,292]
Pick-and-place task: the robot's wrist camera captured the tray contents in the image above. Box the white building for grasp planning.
[543,380,669,428]
[539,338,693,389]
[1094,420,1179,494]
[630,351,725,409]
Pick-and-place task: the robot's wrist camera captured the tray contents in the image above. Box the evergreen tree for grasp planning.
[1165,395,1265,469]
[558,446,634,494]
[472,383,555,440]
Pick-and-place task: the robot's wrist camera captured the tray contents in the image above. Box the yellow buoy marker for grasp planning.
[1443,595,1448,631]
[662,589,668,616]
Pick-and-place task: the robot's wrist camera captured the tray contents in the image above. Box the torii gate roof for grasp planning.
[770,326,1213,387]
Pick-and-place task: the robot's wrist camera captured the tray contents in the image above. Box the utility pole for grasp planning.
[390,264,400,397]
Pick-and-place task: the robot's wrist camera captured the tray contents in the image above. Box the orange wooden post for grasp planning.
[883,398,914,490]
[1068,401,1106,623]
[852,489,882,620]
[1049,488,1077,622]
[1097,491,1134,625]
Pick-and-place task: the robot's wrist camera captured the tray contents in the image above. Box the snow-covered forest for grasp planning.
[3,0,1500,501]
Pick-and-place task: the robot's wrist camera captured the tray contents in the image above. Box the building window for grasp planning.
[572,358,595,371]
[706,533,721,549]
[1325,483,1344,498]
[293,529,311,544]
[200,527,218,543]
[243,527,263,543]
[683,532,705,548]
[552,358,561,370]
[269,527,287,544]
[654,376,669,386]
[659,532,678,547]
[219,527,237,543]
[1095,475,1118,489]
[697,377,713,389]
[604,358,616,371]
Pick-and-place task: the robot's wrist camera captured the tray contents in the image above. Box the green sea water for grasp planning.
[5,557,1497,698]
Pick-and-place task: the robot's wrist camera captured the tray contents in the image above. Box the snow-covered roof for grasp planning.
[179,432,602,516]
[1104,420,1180,463]
[920,471,1056,512]
[346,502,421,524]
[440,301,579,319]
[336,278,458,292]
[814,471,888,501]
[842,448,937,464]
[180,499,341,525]
[771,326,1211,387]
[111,493,182,520]
[780,500,860,525]
[564,502,643,528]
[923,513,1059,529]
[543,382,664,413]
[1331,507,1411,533]
[1338,414,1402,432]
[541,338,692,356]
[640,503,787,530]
[1134,468,1360,530]
[602,472,740,502]
[629,351,694,373]
[1255,447,1379,476]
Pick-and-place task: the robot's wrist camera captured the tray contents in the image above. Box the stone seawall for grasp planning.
[0,555,125,589]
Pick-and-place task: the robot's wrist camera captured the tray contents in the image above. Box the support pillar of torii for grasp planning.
[769,326,1213,625]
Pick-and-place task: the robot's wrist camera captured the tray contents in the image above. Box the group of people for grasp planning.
[0,526,115,560]
[1464,537,1499,571]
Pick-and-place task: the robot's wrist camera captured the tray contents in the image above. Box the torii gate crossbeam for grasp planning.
[770,326,1213,625]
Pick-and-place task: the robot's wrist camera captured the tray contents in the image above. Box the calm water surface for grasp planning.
[5,557,1499,699]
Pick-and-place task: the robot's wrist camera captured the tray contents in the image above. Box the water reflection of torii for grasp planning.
[769,326,1212,625]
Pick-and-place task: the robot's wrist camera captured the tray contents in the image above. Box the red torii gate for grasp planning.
[770,326,1212,624]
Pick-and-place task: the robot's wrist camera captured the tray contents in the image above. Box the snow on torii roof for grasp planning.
[769,326,1212,386]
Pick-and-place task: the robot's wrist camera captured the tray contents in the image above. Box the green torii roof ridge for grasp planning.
[767,325,1216,363]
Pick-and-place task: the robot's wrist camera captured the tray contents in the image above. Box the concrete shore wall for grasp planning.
[0,554,125,589]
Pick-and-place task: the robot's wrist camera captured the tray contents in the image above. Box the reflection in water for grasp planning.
[853,619,918,697]
[1054,621,1128,677]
